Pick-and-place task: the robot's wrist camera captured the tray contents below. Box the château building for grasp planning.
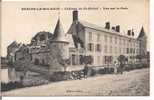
[7,10,147,72]
[67,10,147,66]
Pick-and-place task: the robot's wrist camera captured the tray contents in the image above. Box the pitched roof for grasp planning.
[32,31,53,40]
[138,26,146,38]
[78,20,137,39]
[15,44,28,53]
[8,41,18,48]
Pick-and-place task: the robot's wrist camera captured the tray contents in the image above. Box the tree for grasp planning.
[83,55,93,66]
[82,55,93,78]
[136,55,143,62]
[117,55,127,65]
[59,59,70,72]
[117,55,127,74]
[146,52,150,63]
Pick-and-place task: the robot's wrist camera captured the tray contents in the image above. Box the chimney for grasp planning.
[127,30,131,36]
[112,26,115,30]
[105,22,110,29]
[132,29,134,36]
[115,25,120,32]
[73,10,78,22]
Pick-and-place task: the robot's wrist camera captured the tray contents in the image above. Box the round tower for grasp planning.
[50,18,69,60]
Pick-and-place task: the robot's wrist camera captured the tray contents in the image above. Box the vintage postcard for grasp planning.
[1,0,150,96]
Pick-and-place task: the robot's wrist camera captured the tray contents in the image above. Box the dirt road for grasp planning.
[2,68,150,96]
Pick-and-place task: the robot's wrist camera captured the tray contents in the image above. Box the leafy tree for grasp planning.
[83,55,93,66]
[59,59,70,72]
[117,55,127,74]
[136,55,143,62]
[117,55,127,65]
[146,52,150,63]
[82,55,93,77]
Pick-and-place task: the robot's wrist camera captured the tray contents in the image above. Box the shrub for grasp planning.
[90,68,97,76]
[1,82,23,92]
[98,68,105,74]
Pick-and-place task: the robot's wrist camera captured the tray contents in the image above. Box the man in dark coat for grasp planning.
[83,65,89,78]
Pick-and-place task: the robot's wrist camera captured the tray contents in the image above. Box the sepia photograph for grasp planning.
[1,0,150,96]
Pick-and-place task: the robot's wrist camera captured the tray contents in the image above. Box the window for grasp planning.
[72,54,76,65]
[110,46,112,53]
[110,36,112,43]
[125,40,127,46]
[132,48,135,54]
[104,35,108,43]
[115,47,117,53]
[34,58,39,65]
[27,49,29,53]
[130,48,133,54]
[119,48,121,54]
[89,32,92,41]
[104,56,113,64]
[123,48,125,54]
[132,48,134,54]
[88,43,94,51]
[42,59,45,65]
[97,56,100,65]
[96,44,101,52]
[19,57,24,60]
[136,42,138,47]
[127,48,129,54]
[123,40,125,45]
[104,45,108,53]
[119,38,121,44]
[97,34,100,42]
[104,56,107,64]
[79,55,84,65]
[89,55,94,65]
[127,40,129,45]
[102,56,104,64]
[115,37,117,44]
[30,54,32,61]
[136,49,139,54]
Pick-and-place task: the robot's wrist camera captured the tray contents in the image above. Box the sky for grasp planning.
[1,0,149,57]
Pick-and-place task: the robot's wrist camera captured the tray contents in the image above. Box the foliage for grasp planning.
[82,55,93,65]
[117,55,127,64]
[106,56,113,64]
[136,55,143,60]
[1,82,23,92]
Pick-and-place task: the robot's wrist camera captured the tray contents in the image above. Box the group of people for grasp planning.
[83,61,125,78]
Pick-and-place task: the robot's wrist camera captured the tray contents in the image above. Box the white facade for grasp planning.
[67,10,146,67]
[7,10,147,70]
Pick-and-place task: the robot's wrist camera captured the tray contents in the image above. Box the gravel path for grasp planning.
[2,68,149,96]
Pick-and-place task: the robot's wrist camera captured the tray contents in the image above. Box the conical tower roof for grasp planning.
[52,18,68,43]
[138,26,146,38]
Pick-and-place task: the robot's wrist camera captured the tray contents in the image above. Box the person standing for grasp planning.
[83,65,89,78]
[114,61,118,74]
[119,62,124,74]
